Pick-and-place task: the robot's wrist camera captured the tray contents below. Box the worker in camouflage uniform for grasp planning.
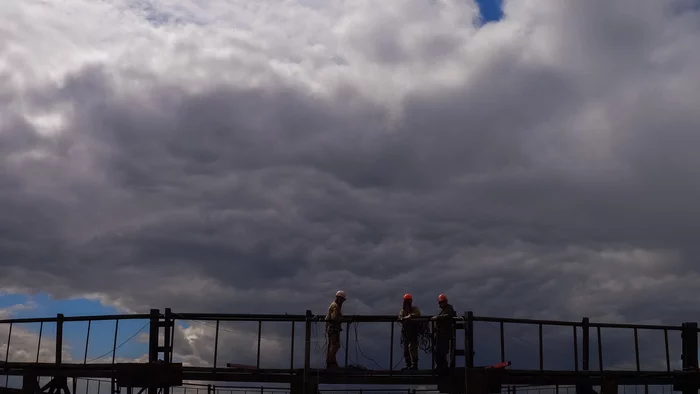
[398,293,421,370]
[430,293,456,371]
[325,290,346,369]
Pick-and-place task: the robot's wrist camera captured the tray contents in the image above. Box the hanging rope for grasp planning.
[398,320,433,354]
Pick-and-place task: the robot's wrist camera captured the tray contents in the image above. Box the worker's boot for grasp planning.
[326,362,339,369]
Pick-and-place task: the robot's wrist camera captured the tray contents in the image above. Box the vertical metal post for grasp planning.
[169,310,175,363]
[148,310,160,362]
[664,329,670,372]
[213,320,220,369]
[466,312,474,368]
[73,377,77,394]
[148,309,160,394]
[465,312,474,394]
[538,324,543,371]
[431,320,435,372]
[596,326,603,371]
[582,318,589,371]
[290,322,295,370]
[573,325,579,371]
[164,309,172,366]
[499,322,505,362]
[36,322,43,363]
[633,328,640,371]
[577,317,591,394]
[303,310,312,394]
[163,309,172,394]
[85,379,90,394]
[84,320,92,364]
[450,318,457,369]
[56,314,64,364]
[112,319,120,363]
[344,322,350,367]
[257,320,262,369]
[389,322,395,374]
[112,318,119,394]
[5,322,12,387]
[681,322,698,394]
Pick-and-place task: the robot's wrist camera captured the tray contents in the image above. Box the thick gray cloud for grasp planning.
[2,0,700,382]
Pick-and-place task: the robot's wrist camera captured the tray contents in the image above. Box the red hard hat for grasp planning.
[438,294,447,302]
[403,293,412,301]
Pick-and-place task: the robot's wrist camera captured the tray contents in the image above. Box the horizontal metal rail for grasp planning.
[0,314,150,324]
[0,307,695,388]
[174,313,307,322]
[0,311,691,331]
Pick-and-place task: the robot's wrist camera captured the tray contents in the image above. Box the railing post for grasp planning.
[465,311,474,394]
[577,317,591,394]
[148,309,160,394]
[164,308,172,364]
[680,322,698,394]
[163,308,172,394]
[56,314,64,365]
[581,317,589,370]
[465,311,474,368]
[303,310,312,394]
[148,309,160,362]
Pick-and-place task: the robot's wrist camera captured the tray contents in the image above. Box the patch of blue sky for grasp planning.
[1,293,150,361]
[475,0,503,24]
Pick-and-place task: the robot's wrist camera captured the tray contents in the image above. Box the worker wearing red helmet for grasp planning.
[398,293,421,370]
[430,294,456,371]
[325,290,346,369]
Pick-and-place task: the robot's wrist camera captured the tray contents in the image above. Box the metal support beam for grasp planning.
[55,315,63,365]
[147,309,160,394]
[677,322,699,394]
[303,310,312,394]
[577,317,592,394]
[148,310,159,363]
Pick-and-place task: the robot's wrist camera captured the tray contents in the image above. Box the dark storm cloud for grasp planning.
[2,0,700,377]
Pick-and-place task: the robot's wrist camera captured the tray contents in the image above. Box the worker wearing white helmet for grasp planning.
[325,290,346,369]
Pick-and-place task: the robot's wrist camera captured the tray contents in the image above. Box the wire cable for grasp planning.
[352,323,384,370]
[85,321,150,363]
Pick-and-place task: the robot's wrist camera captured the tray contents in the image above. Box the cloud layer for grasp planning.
[2,0,700,376]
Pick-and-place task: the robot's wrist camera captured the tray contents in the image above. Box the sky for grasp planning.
[1,0,700,390]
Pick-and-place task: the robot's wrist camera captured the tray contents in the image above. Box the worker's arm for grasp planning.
[411,307,421,317]
[401,307,420,320]
[436,305,455,319]
[431,305,455,321]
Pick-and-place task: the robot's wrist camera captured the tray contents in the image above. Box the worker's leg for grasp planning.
[402,334,411,369]
[409,340,419,369]
[326,331,340,368]
[435,336,449,370]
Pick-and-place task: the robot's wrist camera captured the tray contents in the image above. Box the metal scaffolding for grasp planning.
[1,309,698,394]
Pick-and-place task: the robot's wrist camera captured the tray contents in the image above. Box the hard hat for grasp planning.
[336,290,346,299]
[438,294,447,302]
[403,293,412,301]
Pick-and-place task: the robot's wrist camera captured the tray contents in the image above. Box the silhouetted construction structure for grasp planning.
[1,309,699,394]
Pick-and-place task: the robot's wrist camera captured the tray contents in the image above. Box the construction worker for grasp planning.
[398,293,421,370]
[325,290,346,369]
[430,293,456,371]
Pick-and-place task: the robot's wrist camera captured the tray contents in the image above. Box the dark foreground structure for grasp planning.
[1,309,699,394]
